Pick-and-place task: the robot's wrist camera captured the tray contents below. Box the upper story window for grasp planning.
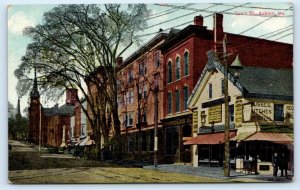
[184,52,189,76]
[175,57,181,80]
[167,61,172,83]
[274,104,284,121]
[167,92,172,114]
[155,51,160,68]
[117,95,124,107]
[183,86,189,110]
[208,83,212,99]
[126,89,134,104]
[126,112,134,127]
[229,104,234,122]
[221,79,225,96]
[139,84,147,99]
[175,90,180,112]
[139,59,147,76]
[127,68,134,83]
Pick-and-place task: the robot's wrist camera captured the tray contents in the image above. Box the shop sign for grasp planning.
[208,105,222,123]
[192,111,198,133]
[235,99,243,123]
[252,101,273,122]
[285,104,294,122]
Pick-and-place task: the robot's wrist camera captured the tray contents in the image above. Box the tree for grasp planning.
[14,4,150,160]
[8,101,29,140]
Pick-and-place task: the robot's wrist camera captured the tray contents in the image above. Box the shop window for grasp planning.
[274,104,284,121]
[165,126,179,155]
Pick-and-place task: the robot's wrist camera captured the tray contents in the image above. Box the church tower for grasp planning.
[28,67,41,144]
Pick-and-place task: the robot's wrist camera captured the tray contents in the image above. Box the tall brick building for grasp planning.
[117,13,292,164]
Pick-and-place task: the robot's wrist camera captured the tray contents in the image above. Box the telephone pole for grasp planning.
[154,85,159,167]
[223,34,230,177]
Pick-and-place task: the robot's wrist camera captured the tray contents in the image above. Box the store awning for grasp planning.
[230,132,255,142]
[244,132,293,144]
[184,131,236,145]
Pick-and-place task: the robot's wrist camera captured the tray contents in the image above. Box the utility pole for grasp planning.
[39,103,42,151]
[223,34,230,177]
[154,85,159,167]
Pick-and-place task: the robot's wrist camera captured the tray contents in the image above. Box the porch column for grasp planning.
[192,144,198,167]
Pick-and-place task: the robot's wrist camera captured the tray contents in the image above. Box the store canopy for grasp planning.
[184,131,236,145]
[230,132,255,142]
[244,132,293,144]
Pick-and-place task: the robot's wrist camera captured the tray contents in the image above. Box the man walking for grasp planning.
[272,152,279,177]
[280,152,289,178]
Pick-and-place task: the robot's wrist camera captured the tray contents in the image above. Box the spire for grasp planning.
[16,98,22,119]
[30,66,40,98]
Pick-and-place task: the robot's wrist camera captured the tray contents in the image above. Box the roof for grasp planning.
[160,25,211,52]
[184,131,236,145]
[188,53,293,107]
[43,104,74,117]
[231,132,255,142]
[230,66,293,99]
[120,32,169,70]
[244,132,293,144]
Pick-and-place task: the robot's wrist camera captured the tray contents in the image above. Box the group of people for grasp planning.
[272,152,289,178]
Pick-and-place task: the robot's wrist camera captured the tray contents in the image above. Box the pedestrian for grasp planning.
[280,152,289,178]
[272,152,279,176]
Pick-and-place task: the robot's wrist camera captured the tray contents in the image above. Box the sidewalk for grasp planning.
[144,164,293,182]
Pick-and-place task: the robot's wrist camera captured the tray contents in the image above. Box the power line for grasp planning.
[145,4,219,29]
[148,3,196,20]
[138,3,250,37]
[154,3,292,17]
[273,32,293,41]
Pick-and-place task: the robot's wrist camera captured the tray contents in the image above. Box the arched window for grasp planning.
[184,52,189,76]
[175,57,180,80]
[167,61,172,83]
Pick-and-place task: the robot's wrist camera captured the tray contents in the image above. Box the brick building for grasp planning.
[28,70,79,148]
[117,32,167,160]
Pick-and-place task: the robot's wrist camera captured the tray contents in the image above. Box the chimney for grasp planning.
[213,13,224,54]
[66,88,78,105]
[116,57,123,66]
[194,15,204,26]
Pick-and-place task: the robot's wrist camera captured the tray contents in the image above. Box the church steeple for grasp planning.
[16,98,22,119]
[30,66,40,98]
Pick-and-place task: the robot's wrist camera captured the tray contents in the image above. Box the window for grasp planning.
[209,83,212,99]
[221,79,225,95]
[139,60,147,76]
[184,52,189,76]
[155,51,160,68]
[127,112,134,126]
[117,95,124,107]
[183,86,189,110]
[168,61,172,83]
[167,92,172,114]
[229,104,234,122]
[126,89,134,104]
[127,68,133,83]
[175,90,180,112]
[141,109,147,123]
[139,85,147,99]
[175,57,181,80]
[274,104,284,121]
[165,126,178,155]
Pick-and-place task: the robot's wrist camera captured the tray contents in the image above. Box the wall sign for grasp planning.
[235,99,243,123]
[192,111,198,133]
[208,105,222,123]
[252,101,273,122]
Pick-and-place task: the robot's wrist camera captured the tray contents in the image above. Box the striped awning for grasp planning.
[244,132,293,144]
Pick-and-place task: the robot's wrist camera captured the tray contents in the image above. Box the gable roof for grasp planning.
[43,104,74,117]
[188,51,293,108]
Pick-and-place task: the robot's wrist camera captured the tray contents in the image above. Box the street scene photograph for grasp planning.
[7,2,294,184]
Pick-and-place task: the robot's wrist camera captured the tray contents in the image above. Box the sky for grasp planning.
[7,2,293,115]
